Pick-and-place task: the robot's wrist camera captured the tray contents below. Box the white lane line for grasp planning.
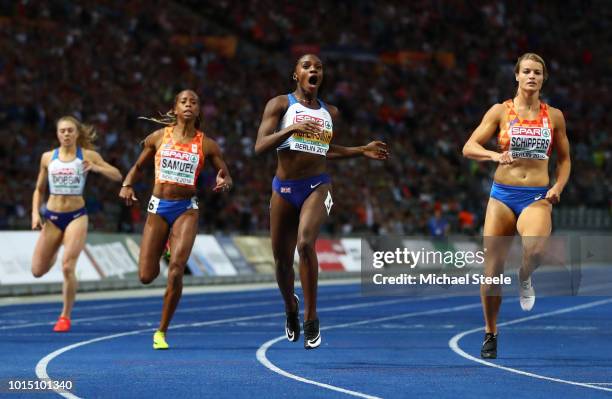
[253,281,612,398]
[2,292,365,331]
[0,284,363,319]
[449,298,612,393]
[36,294,449,398]
[256,301,483,398]
[1,287,310,316]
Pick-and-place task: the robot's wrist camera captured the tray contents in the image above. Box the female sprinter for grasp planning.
[31,116,122,332]
[119,90,232,350]
[255,54,388,349]
[463,53,571,359]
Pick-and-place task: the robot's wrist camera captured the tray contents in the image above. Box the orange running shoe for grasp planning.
[53,316,71,332]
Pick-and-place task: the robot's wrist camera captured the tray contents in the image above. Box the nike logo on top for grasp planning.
[310,182,322,189]
[296,110,304,113]
[534,194,542,200]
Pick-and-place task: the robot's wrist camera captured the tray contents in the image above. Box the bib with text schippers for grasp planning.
[498,100,554,160]
[277,94,334,156]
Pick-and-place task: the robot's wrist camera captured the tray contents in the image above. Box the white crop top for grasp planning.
[47,147,87,195]
[277,94,334,156]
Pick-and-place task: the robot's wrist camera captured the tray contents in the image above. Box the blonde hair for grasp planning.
[139,90,201,129]
[514,53,548,82]
[57,116,97,150]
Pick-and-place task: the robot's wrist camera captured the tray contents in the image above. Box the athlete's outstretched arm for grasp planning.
[462,104,512,164]
[254,96,320,155]
[546,108,571,204]
[205,137,233,192]
[84,150,123,181]
[119,130,162,206]
[327,142,389,160]
[31,152,51,230]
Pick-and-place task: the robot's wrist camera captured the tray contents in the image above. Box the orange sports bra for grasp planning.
[154,126,205,188]
[498,99,554,160]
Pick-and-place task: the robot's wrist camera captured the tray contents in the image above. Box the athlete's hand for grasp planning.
[494,151,514,165]
[82,160,97,173]
[213,169,233,192]
[31,213,42,230]
[545,186,562,204]
[288,121,321,136]
[119,186,138,206]
[362,141,389,160]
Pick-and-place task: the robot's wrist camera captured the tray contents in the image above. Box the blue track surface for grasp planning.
[1,283,611,398]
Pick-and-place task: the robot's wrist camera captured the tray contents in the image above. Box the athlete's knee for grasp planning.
[31,267,45,278]
[62,265,76,278]
[167,262,185,280]
[139,269,158,284]
[523,242,546,262]
[296,239,315,258]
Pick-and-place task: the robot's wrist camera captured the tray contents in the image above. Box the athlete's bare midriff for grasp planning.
[276,150,327,180]
[493,158,549,187]
[46,195,86,212]
[152,183,197,200]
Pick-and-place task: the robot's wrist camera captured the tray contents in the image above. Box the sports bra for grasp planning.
[154,126,205,187]
[47,147,86,195]
[277,94,333,156]
[498,99,554,160]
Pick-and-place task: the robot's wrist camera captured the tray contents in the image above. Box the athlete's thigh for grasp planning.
[483,197,517,236]
[270,192,299,261]
[32,222,64,274]
[140,213,170,268]
[516,200,552,237]
[169,210,198,265]
[482,198,516,273]
[297,184,331,242]
[62,215,89,267]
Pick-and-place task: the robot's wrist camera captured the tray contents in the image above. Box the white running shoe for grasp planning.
[518,270,535,311]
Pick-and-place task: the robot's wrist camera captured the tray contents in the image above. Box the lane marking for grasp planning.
[257,302,483,398]
[36,293,454,398]
[449,298,612,393]
[2,292,365,330]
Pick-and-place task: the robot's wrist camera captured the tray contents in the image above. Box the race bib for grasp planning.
[509,126,551,160]
[50,168,83,194]
[158,149,199,185]
[289,113,332,156]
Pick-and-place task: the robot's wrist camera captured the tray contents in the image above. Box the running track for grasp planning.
[1,282,611,398]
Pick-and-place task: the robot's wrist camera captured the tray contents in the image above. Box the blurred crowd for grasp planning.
[0,0,610,235]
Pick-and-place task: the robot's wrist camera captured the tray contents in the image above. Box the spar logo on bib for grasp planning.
[510,126,544,137]
[294,114,324,127]
[541,128,551,138]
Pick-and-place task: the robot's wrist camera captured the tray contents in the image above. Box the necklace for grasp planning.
[294,94,315,104]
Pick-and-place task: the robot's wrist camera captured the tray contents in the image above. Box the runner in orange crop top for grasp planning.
[119,90,233,349]
[153,126,205,188]
[463,53,571,359]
